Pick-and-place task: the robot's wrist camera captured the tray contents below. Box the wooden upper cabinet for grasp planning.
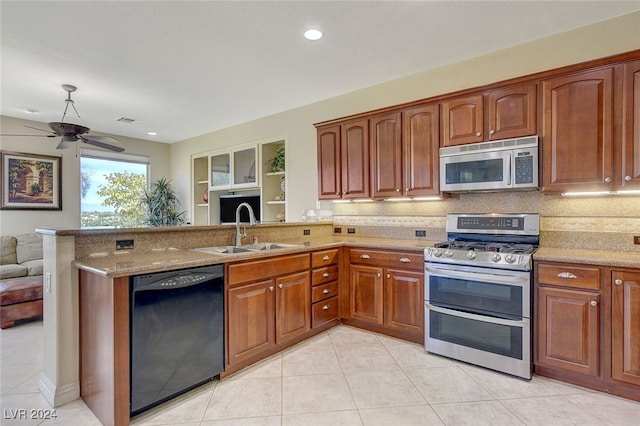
[611,270,640,387]
[341,119,370,199]
[442,94,484,146]
[403,103,440,196]
[541,67,616,193]
[622,60,640,189]
[370,112,402,198]
[317,125,341,199]
[486,83,537,140]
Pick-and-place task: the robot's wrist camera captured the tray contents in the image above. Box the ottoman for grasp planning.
[0,275,43,329]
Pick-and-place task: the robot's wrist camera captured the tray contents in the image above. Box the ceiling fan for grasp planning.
[2,84,124,152]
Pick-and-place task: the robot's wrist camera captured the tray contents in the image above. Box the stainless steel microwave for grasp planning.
[439,136,538,192]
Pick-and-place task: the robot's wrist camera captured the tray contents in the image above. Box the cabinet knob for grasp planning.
[615,279,623,285]
[269,286,274,291]
[489,129,495,135]
[278,283,284,289]
[322,255,330,260]
[476,131,481,137]
[361,254,371,259]
[377,273,381,278]
[399,257,411,263]
[557,272,577,279]
[604,177,612,183]
[323,289,330,294]
[386,273,391,279]
[625,175,632,181]
[590,301,598,307]
[322,305,330,310]
[396,188,400,192]
[323,272,330,277]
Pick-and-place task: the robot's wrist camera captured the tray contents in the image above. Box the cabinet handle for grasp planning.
[590,301,598,307]
[269,286,274,291]
[615,279,623,285]
[361,254,371,259]
[489,129,495,135]
[322,255,330,260]
[278,283,283,289]
[322,304,330,310]
[557,272,577,279]
[604,177,612,183]
[323,272,330,277]
[624,175,632,181]
[399,257,411,263]
[323,289,330,294]
[476,131,481,137]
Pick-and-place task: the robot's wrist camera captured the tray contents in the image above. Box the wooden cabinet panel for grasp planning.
[312,281,339,303]
[312,296,338,328]
[536,285,600,377]
[537,263,601,290]
[341,119,370,199]
[542,67,615,192]
[228,253,309,285]
[486,83,537,140]
[442,94,484,146]
[227,279,276,366]
[611,271,640,386]
[317,125,342,199]
[275,271,310,343]
[311,248,339,267]
[403,103,440,196]
[349,249,423,271]
[622,60,640,189]
[312,265,339,285]
[370,112,403,198]
[350,264,384,324]
[384,269,424,334]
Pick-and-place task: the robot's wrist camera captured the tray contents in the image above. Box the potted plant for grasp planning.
[144,177,185,226]
[266,146,285,173]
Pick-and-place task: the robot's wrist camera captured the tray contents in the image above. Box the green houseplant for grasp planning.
[266,146,285,173]
[144,177,185,226]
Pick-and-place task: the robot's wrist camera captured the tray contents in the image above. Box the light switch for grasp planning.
[45,272,51,293]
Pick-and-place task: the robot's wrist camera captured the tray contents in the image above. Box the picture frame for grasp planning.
[1,151,62,210]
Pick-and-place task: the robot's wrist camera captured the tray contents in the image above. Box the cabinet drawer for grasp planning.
[312,296,338,327]
[536,263,601,290]
[311,249,340,267]
[312,265,339,285]
[312,281,338,303]
[228,253,310,285]
[349,249,423,271]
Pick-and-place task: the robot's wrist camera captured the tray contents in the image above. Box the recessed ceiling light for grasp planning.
[304,29,323,41]
[147,131,157,136]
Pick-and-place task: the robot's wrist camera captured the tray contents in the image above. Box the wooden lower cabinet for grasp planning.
[276,271,310,342]
[611,270,640,387]
[384,268,424,336]
[349,264,384,324]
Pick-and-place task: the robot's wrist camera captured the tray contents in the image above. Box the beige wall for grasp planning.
[170,11,640,224]
[0,115,171,235]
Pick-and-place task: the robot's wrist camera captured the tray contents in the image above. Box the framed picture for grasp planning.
[1,151,62,210]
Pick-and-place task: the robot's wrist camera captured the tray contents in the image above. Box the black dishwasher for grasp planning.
[130,264,224,416]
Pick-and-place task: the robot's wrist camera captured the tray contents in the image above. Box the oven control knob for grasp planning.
[490,253,502,262]
[505,254,517,263]
[444,249,454,258]
[467,251,477,260]
[432,248,443,257]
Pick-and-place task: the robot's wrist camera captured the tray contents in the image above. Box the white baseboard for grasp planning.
[38,372,79,408]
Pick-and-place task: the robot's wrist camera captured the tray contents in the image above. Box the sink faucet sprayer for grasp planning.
[235,202,257,246]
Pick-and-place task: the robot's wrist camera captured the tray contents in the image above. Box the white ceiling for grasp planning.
[2,1,639,144]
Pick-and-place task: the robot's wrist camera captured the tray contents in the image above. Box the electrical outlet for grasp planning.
[334,227,342,234]
[45,273,51,293]
[347,228,356,234]
[303,229,311,236]
[415,230,427,237]
[116,239,134,250]
[634,236,640,245]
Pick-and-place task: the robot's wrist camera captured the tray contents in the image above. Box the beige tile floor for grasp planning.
[2,320,640,425]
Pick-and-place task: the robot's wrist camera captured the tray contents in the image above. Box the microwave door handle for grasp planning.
[506,153,512,186]
[425,266,527,286]
[425,303,527,326]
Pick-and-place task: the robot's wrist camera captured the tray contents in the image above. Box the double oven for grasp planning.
[424,213,539,379]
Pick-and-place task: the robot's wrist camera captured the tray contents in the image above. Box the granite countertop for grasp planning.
[533,247,640,269]
[73,236,439,278]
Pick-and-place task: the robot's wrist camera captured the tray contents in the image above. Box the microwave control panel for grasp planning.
[514,154,534,184]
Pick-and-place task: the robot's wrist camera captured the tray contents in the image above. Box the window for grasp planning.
[80,149,150,228]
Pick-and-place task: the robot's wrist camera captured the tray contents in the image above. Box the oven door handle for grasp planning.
[425,265,528,286]
[425,303,527,327]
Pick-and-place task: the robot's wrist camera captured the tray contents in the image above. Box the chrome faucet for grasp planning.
[235,202,257,246]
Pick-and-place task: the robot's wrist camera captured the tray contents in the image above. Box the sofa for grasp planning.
[0,233,44,328]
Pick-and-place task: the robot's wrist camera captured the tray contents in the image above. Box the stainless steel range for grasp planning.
[424,213,539,379]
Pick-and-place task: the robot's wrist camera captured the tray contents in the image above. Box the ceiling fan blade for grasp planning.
[82,135,120,144]
[25,125,56,134]
[80,136,124,152]
[0,133,57,137]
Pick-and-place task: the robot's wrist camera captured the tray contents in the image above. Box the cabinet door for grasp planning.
[210,152,231,189]
[622,60,640,189]
[341,119,371,199]
[403,103,440,196]
[317,125,342,199]
[611,271,640,386]
[541,67,615,192]
[486,83,537,140]
[349,264,383,324]
[227,280,275,366]
[370,112,403,198]
[384,268,424,336]
[233,146,258,187]
[442,94,484,146]
[536,286,600,377]
[275,271,310,343]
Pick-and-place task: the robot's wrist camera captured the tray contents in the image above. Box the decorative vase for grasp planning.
[203,189,209,203]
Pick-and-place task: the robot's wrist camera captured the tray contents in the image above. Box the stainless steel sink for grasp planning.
[191,242,300,255]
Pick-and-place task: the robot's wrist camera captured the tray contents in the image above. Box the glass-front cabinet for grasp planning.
[210,152,231,188]
[232,146,258,188]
